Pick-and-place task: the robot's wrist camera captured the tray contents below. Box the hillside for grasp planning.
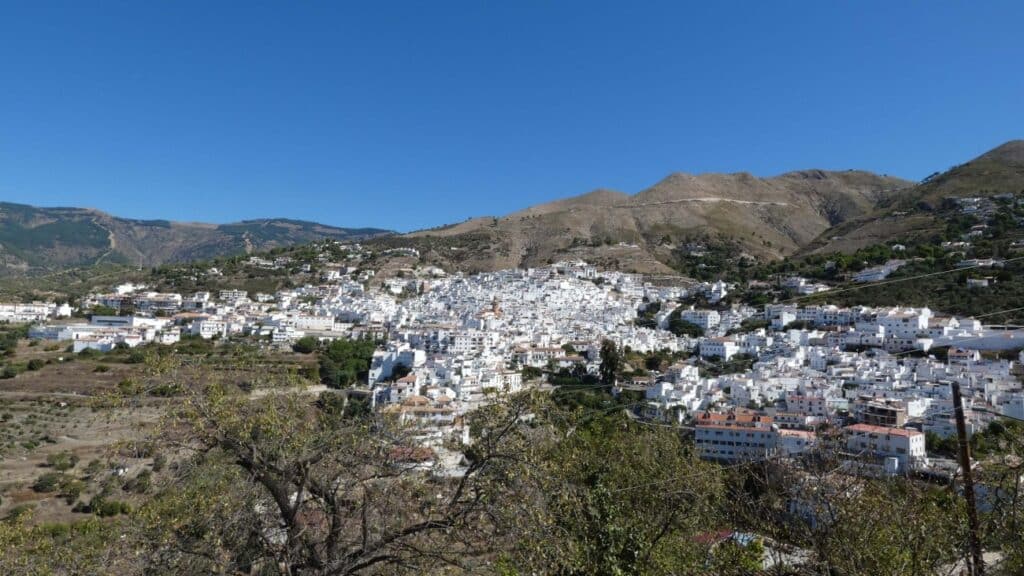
[390,169,911,273]
[378,141,1024,274]
[6,141,1020,279]
[0,202,390,274]
[807,140,1024,254]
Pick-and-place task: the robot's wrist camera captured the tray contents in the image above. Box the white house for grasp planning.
[777,429,817,456]
[190,319,228,339]
[694,411,777,462]
[681,309,721,332]
[700,337,739,360]
[705,281,729,303]
[785,393,828,417]
[852,260,905,283]
[369,345,426,383]
[844,423,927,471]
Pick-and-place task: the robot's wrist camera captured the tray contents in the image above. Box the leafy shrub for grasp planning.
[123,469,152,494]
[5,503,35,521]
[60,479,86,504]
[83,459,103,477]
[148,383,182,397]
[292,335,319,354]
[47,450,79,471]
[32,472,64,493]
[117,378,142,396]
[93,498,131,517]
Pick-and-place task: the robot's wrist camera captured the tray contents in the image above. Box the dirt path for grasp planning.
[618,197,790,208]
[92,218,118,265]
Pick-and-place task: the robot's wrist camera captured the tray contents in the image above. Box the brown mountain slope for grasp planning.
[807,140,1024,254]
[885,139,1024,209]
[400,169,911,273]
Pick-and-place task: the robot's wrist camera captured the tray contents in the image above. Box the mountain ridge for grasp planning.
[806,140,1024,254]
[398,167,913,273]
[391,141,1024,274]
[6,140,1022,277]
[0,201,391,275]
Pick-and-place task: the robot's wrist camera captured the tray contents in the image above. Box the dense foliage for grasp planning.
[318,338,377,388]
[666,308,705,338]
[1,368,1023,574]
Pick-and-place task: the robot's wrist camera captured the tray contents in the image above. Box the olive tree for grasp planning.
[135,380,539,575]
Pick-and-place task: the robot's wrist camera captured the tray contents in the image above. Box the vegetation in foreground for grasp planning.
[0,357,1022,575]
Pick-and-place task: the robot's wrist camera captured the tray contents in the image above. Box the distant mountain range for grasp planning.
[4,140,1022,277]
[375,169,911,274]
[0,203,390,274]
[369,140,1022,274]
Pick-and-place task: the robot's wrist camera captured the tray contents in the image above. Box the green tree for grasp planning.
[46,450,79,472]
[31,472,64,493]
[599,339,620,387]
[88,305,119,317]
[0,514,126,574]
[708,537,765,574]
[497,412,723,575]
[60,479,86,505]
[131,379,537,575]
[389,362,412,381]
[521,365,543,381]
[318,338,377,388]
[667,310,704,338]
[291,335,319,354]
[729,455,965,576]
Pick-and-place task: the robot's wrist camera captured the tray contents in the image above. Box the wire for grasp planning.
[874,310,1024,358]
[930,408,1024,427]
[973,407,1024,425]
[776,254,1024,306]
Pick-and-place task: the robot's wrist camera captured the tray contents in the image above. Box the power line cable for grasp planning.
[773,255,1024,306]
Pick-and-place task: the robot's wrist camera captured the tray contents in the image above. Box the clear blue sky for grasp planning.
[1,2,1022,232]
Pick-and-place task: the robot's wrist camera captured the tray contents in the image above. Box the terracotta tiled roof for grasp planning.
[844,423,921,438]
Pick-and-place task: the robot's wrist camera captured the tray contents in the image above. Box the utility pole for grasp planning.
[952,381,984,576]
